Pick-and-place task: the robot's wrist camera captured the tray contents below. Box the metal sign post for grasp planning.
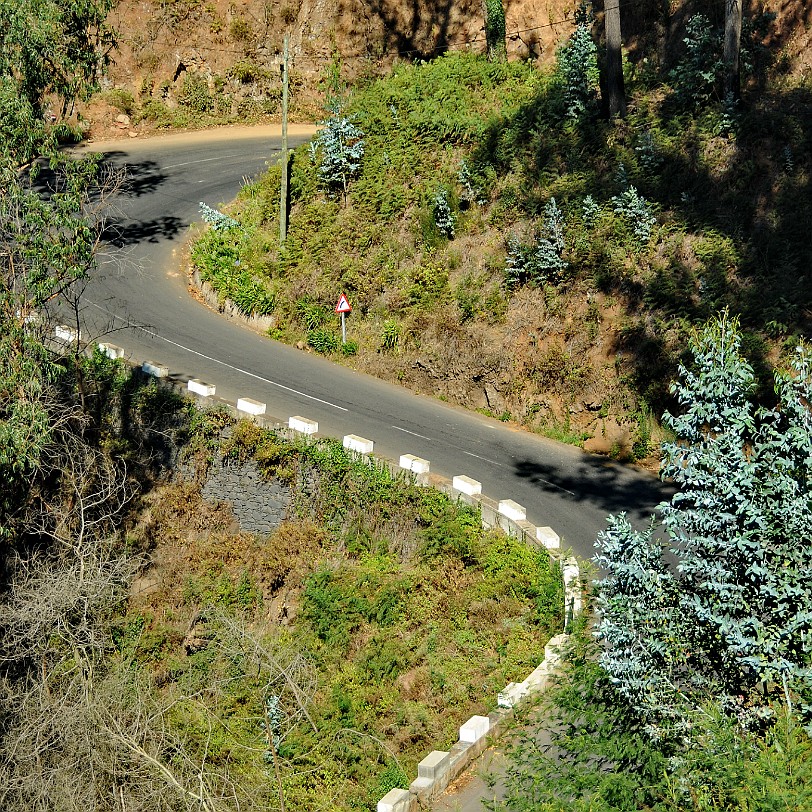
[335,293,352,344]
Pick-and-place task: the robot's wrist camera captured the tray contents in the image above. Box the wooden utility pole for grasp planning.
[724,0,743,102]
[279,33,289,245]
[604,0,626,118]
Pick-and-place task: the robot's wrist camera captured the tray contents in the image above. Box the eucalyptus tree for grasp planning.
[596,312,812,739]
[0,0,117,540]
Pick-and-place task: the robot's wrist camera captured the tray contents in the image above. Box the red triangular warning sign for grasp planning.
[335,293,352,313]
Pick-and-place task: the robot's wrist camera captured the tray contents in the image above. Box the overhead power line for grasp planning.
[116,0,724,67]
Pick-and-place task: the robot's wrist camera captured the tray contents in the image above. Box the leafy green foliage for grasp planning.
[309,112,365,198]
[143,407,566,811]
[191,230,276,317]
[499,624,812,812]
[0,0,114,163]
[596,313,812,742]
[668,15,724,111]
[307,327,340,354]
[555,3,599,120]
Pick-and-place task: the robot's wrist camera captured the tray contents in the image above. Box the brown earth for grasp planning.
[80,1,811,464]
[91,0,812,140]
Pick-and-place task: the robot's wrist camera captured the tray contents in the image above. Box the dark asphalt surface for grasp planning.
[73,127,670,565]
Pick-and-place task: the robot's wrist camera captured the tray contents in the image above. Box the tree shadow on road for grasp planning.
[513,454,674,526]
[101,215,185,246]
[100,153,168,198]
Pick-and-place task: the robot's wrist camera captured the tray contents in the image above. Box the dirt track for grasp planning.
[81,123,318,153]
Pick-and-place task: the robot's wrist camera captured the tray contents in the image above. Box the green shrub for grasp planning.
[135,98,174,126]
[308,327,340,354]
[229,15,252,43]
[380,319,401,352]
[228,60,265,84]
[105,88,135,115]
[178,71,213,115]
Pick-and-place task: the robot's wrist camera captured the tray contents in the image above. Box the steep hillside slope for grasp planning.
[187,6,812,460]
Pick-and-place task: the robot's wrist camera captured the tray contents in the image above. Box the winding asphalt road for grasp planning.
[76,126,669,564]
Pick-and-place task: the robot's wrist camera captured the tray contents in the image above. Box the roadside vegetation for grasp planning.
[498,314,812,811]
[0,5,563,809]
[191,6,811,461]
[120,409,563,811]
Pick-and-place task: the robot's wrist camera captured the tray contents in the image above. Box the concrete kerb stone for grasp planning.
[378,788,415,812]
[399,454,430,475]
[95,347,582,812]
[236,397,266,416]
[188,378,216,397]
[410,751,451,800]
[563,557,583,624]
[459,715,490,743]
[498,499,527,522]
[536,525,561,550]
[142,360,169,378]
[55,324,81,343]
[452,474,481,496]
[289,415,319,435]
[343,434,374,454]
[98,342,124,360]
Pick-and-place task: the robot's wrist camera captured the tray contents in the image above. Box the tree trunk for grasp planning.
[604,0,626,117]
[724,0,743,101]
[484,0,506,62]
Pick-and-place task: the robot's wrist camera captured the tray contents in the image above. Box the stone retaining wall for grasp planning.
[200,457,291,535]
[96,344,584,812]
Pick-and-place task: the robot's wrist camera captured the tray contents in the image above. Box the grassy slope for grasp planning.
[122,410,562,811]
[192,33,812,461]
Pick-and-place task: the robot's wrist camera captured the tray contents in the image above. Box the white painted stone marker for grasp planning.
[562,557,583,616]
[55,325,80,342]
[399,454,430,474]
[142,360,169,378]
[289,415,318,435]
[459,715,490,743]
[236,397,266,415]
[377,787,412,812]
[378,789,412,812]
[188,379,216,397]
[498,681,529,709]
[97,342,124,360]
[343,434,374,454]
[418,750,450,779]
[498,499,527,521]
[452,475,481,496]
[536,525,561,549]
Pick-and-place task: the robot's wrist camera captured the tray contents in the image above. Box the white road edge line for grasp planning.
[391,425,432,441]
[86,301,348,412]
[462,450,504,467]
[161,154,258,170]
